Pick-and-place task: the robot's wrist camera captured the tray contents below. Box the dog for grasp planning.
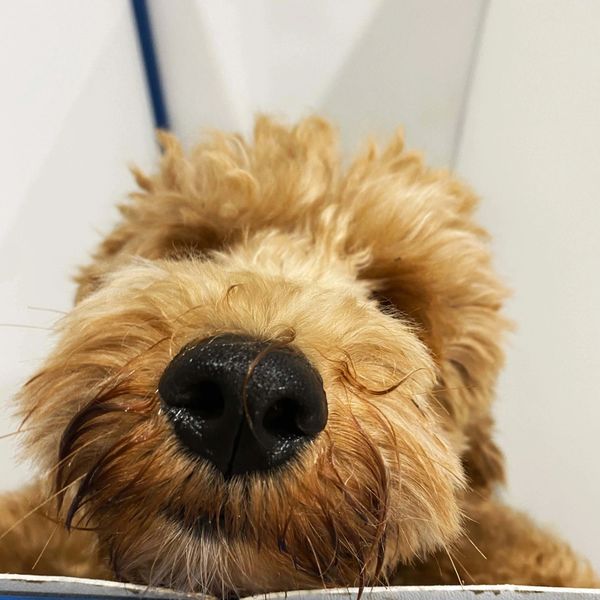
[0,117,597,596]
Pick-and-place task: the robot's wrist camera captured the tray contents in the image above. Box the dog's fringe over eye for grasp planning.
[370,291,397,316]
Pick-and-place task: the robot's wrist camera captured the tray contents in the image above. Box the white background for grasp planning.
[0,1,157,483]
[1,0,599,573]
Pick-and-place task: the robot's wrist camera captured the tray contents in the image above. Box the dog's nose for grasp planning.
[158,334,327,478]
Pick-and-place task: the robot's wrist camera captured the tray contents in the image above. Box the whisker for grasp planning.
[304,533,327,590]
[367,367,427,396]
[0,323,54,331]
[42,432,107,483]
[0,426,41,441]
[464,532,487,560]
[449,549,476,585]
[443,545,464,587]
[27,306,68,316]
[0,474,85,542]
[30,522,59,571]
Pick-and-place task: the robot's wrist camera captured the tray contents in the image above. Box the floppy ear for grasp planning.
[342,133,510,491]
[75,132,232,302]
[76,117,339,302]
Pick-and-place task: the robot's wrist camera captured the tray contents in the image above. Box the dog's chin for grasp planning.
[162,504,237,542]
[113,507,320,597]
[95,459,463,596]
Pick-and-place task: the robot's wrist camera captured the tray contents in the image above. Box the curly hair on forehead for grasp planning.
[1,116,597,596]
[74,116,509,483]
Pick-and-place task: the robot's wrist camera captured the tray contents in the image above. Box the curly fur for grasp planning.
[1,116,597,596]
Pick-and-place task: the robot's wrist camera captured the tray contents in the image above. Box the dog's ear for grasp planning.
[76,117,339,302]
[343,133,510,491]
[75,132,229,302]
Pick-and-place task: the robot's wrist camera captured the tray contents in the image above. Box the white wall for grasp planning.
[456,0,600,571]
[148,0,485,166]
[0,1,157,488]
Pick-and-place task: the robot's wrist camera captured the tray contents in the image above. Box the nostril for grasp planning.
[160,335,328,476]
[175,380,225,420]
[262,397,304,438]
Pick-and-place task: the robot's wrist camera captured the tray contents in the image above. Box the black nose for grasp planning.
[158,334,327,478]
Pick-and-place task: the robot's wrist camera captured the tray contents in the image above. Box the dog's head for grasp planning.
[18,117,508,595]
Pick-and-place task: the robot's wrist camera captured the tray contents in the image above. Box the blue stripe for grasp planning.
[0,596,133,600]
[131,0,170,130]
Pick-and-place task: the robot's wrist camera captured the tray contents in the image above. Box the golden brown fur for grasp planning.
[1,117,597,595]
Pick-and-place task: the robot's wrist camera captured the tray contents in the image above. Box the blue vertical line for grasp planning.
[131,0,170,130]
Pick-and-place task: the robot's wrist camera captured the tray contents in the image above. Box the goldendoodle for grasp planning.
[1,117,596,596]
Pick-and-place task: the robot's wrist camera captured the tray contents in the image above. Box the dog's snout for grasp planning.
[158,334,327,478]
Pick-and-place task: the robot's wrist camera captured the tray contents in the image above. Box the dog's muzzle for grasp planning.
[158,334,327,478]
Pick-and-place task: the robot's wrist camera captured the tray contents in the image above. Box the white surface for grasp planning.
[0,576,599,599]
[0,573,194,598]
[271,587,600,600]
[456,0,600,572]
[148,0,484,166]
[0,1,157,488]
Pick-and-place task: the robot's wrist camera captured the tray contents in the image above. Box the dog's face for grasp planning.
[18,118,508,595]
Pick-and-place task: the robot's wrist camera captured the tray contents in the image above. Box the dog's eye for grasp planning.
[166,239,208,260]
[370,291,398,316]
